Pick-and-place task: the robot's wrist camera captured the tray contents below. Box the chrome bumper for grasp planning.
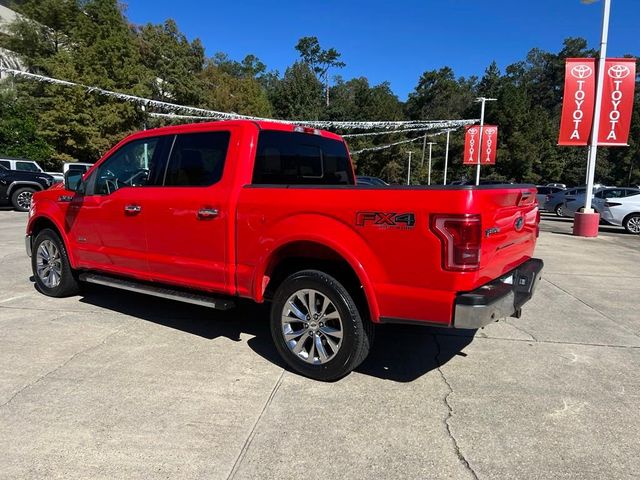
[25,234,32,257]
[453,258,543,329]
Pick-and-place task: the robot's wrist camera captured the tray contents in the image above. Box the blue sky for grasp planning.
[124,0,639,100]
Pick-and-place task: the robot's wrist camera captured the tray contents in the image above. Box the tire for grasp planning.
[11,187,36,212]
[623,214,640,235]
[554,204,563,217]
[270,270,374,381]
[32,228,80,297]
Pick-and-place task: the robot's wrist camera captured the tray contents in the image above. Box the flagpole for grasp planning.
[443,129,452,185]
[583,0,611,213]
[474,97,496,185]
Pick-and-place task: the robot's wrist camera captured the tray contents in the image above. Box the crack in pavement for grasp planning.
[0,326,128,410]
[226,369,285,480]
[543,278,640,341]
[502,320,538,342]
[433,334,480,480]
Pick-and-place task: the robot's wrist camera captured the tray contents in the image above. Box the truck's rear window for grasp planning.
[252,131,354,185]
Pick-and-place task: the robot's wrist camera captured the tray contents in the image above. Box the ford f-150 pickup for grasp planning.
[26,120,543,381]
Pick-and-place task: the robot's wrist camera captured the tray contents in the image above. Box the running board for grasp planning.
[79,273,235,310]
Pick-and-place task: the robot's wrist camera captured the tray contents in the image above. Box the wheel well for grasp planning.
[622,212,640,225]
[263,241,370,320]
[9,182,42,197]
[30,217,60,238]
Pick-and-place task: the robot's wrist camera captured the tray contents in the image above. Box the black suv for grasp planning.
[0,164,55,211]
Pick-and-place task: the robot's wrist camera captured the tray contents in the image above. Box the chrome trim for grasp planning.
[25,235,32,257]
[454,291,517,329]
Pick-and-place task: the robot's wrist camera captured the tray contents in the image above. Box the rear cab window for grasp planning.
[252,130,354,185]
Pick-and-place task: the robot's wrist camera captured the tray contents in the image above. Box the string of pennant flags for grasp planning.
[0,66,477,132]
[341,124,472,138]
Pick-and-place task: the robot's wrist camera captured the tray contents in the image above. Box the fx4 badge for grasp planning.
[356,212,416,229]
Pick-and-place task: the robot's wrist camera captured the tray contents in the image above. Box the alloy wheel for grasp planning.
[36,239,62,288]
[16,191,33,210]
[281,288,344,365]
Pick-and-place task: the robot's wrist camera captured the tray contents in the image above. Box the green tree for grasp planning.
[295,36,345,106]
[271,61,323,120]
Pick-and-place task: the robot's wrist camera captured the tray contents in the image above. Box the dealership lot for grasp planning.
[0,210,639,479]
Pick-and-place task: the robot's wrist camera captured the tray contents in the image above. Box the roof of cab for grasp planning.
[127,119,344,142]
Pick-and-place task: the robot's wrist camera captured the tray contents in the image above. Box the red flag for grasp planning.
[558,58,597,146]
[463,125,481,165]
[480,125,498,164]
[597,58,636,146]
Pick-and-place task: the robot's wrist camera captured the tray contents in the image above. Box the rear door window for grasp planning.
[164,131,230,187]
[16,161,40,172]
[252,131,354,185]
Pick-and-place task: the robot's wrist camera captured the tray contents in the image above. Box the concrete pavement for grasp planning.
[0,210,638,479]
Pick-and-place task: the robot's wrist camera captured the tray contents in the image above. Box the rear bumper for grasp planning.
[453,258,543,329]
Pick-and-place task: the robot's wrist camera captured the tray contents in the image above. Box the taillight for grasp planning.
[605,201,622,207]
[430,214,481,271]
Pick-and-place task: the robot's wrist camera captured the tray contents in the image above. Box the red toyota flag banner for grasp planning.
[558,58,597,146]
[480,125,498,164]
[463,125,481,164]
[597,58,636,146]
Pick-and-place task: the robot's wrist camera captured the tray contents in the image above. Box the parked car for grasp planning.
[356,176,389,186]
[544,186,592,216]
[599,194,640,234]
[0,156,64,183]
[63,162,94,175]
[536,186,564,209]
[26,120,543,381]
[0,164,54,211]
[563,187,640,217]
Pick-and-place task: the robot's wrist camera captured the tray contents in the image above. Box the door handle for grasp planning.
[124,204,142,214]
[197,208,219,220]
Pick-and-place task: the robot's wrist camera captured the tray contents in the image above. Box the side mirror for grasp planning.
[64,170,83,192]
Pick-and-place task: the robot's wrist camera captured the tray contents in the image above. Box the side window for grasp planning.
[537,187,549,194]
[92,137,166,195]
[16,161,40,172]
[603,189,623,199]
[164,131,230,187]
[253,131,354,185]
[0,160,10,169]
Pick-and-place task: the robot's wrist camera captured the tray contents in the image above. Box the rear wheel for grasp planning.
[270,269,373,381]
[32,228,80,297]
[11,187,36,212]
[623,214,640,234]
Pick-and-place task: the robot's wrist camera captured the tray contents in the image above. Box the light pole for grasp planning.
[474,97,497,185]
[407,151,412,185]
[442,128,454,185]
[426,142,437,185]
[421,134,427,166]
[583,0,610,214]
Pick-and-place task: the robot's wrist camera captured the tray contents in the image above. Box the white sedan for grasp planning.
[564,188,640,227]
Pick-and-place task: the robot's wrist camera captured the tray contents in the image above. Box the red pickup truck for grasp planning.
[26,120,543,380]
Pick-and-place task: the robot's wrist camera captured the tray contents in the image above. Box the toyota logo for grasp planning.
[485,128,496,136]
[468,127,478,135]
[608,64,631,79]
[571,64,593,79]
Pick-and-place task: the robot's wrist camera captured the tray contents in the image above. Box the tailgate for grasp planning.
[477,187,539,285]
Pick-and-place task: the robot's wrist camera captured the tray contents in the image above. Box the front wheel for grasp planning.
[11,187,36,212]
[270,270,373,381]
[32,228,80,297]
[623,214,640,234]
